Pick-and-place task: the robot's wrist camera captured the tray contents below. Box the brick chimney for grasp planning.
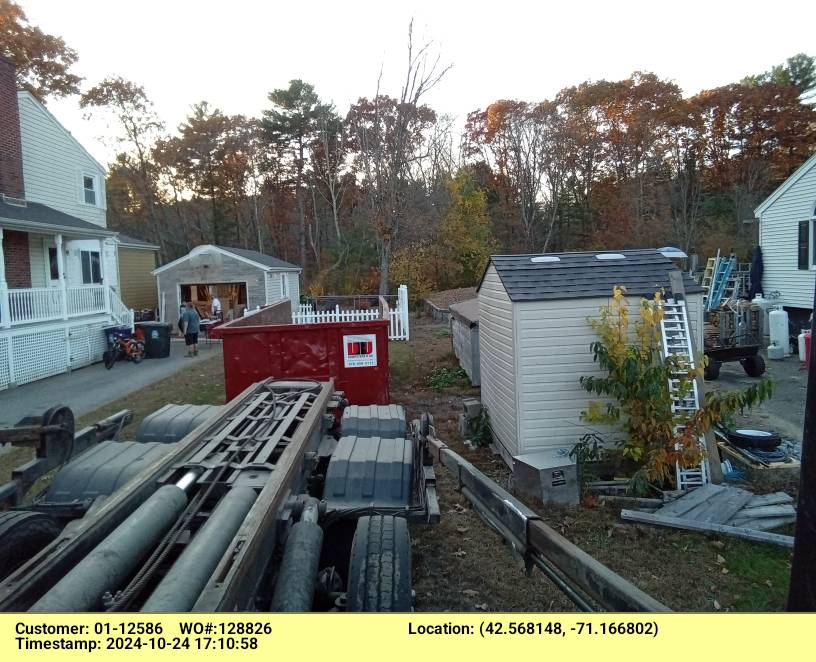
[0,57,25,199]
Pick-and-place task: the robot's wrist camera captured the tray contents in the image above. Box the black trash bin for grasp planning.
[137,322,171,359]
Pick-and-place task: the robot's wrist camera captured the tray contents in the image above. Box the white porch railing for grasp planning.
[2,284,132,329]
[7,287,63,324]
[109,287,135,330]
[67,285,106,318]
[292,284,410,341]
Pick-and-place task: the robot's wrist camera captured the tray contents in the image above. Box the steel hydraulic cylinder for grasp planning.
[30,473,196,612]
[141,486,257,612]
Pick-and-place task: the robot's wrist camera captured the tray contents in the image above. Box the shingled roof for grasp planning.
[215,245,300,270]
[0,197,114,236]
[481,249,703,302]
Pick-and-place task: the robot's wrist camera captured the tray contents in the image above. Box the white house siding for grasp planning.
[514,292,705,455]
[759,161,816,309]
[17,92,106,227]
[63,238,117,288]
[477,265,518,456]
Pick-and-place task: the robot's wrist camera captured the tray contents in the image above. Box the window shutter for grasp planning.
[798,221,809,270]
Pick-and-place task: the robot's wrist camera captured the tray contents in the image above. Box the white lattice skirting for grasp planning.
[0,317,110,390]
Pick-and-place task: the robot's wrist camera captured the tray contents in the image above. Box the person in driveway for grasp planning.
[182,301,201,357]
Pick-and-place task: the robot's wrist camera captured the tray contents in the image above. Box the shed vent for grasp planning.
[530,256,560,263]
[595,253,626,260]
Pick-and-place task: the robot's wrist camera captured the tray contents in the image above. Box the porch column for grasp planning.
[55,234,68,320]
[99,238,110,314]
[0,228,10,328]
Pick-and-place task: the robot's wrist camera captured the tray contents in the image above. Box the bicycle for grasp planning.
[103,332,145,369]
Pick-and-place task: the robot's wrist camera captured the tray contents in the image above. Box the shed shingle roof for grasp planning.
[215,245,300,270]
[483,249,704,302]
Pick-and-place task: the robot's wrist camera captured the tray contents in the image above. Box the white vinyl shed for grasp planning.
[755,152,816,311]
[478,249,705,464]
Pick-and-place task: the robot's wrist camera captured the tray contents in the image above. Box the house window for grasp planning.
[83,174,97,206]
[280,273,289,298]
[48,247,59,280]
[80,250,102,284]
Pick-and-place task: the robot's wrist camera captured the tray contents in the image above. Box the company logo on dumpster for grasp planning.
[343,334,377,368]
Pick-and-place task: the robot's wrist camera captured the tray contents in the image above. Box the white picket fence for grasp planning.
[293,284,410,341]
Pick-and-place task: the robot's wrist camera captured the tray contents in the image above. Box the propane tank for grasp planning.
[799,331,808,362]
[769,308,790,357]
[752,294,774,347]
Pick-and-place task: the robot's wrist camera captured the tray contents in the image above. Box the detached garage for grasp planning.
[153,245,301,323]
[478,249,705,465]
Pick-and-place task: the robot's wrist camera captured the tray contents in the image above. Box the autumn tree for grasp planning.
[347,20,450,294]
[0,0,81,99]
[166,102,248,245]
[262,80,330,274]
[743,52,816,99]
[80,77,167,254]
[440,169,495,287]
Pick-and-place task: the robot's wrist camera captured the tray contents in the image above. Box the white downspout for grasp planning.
[0,228,10,329]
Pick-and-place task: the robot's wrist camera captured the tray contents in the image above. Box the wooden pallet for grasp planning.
[621,484,795,547]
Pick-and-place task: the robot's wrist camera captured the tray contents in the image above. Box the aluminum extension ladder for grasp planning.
[706,255,736,311]
[659,298,709,490]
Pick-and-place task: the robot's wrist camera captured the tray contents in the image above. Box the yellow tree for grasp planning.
[440,169,495,288]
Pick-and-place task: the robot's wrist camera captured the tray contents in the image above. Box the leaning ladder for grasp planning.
[660,299,710,490]
[707,256,736,311]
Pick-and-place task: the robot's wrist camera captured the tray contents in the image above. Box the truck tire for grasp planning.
[0,511,61,580]
[346,515,412,612]
[740,355,766,377]
[726,428,781,450]
[704,358,721,381]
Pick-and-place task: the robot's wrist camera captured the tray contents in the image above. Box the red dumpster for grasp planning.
[218,318,390,404]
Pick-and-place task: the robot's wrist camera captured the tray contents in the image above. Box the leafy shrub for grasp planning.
[426,366,468,390]
[470,407,492,447]
[579,286,773,488]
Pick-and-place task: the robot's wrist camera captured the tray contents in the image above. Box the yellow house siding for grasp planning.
[118,247,158,310]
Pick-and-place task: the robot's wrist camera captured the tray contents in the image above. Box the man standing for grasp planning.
[182,301,201,357]
[211,293,222,320]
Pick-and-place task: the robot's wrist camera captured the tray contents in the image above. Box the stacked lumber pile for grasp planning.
[620,484,795,548]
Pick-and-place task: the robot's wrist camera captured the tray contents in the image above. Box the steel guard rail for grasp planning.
[424,427,671,613]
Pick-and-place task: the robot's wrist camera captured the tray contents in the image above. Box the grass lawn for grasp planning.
[77,355,226,430]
